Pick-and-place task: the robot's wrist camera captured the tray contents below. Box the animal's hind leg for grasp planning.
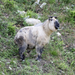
[19,43,27,61]
[19,47,25,60]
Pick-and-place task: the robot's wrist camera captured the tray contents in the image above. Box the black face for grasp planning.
[54,21,60,29]
[48,16,59,29]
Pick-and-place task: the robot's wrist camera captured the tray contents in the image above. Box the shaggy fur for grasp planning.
[14,17,59,61]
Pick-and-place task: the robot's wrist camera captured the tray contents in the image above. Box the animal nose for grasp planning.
[54,21,60,29]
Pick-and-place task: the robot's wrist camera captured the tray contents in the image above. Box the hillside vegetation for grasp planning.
[0,0,75,75]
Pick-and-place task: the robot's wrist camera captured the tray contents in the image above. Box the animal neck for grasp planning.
[42,19,53,36]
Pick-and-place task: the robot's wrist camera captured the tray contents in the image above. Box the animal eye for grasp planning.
[51,19,53,21]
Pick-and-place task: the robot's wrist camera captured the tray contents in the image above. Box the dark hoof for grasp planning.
[35,58,41,62]
[21,54,25,61]
[35,55,41,61]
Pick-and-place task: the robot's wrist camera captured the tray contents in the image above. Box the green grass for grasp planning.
[0,0,75,75]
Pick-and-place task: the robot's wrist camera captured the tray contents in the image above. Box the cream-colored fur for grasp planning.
[14,17,59,60]
[14,17,58,47]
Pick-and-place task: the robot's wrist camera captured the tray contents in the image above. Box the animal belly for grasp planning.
[27,44,35,49]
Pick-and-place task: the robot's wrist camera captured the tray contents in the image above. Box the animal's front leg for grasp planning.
[36,47,43,61]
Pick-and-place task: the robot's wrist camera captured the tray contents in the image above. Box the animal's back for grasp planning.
[14,23,49,47]
[14,26,38,47]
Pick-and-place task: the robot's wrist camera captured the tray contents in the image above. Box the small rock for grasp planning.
[2,72,5,75]
[13,61,16,64]
[59,70,65,74]
[40,2,47,8]
[24,16,29,20]
[35,0,40,5]
[25,18,41,25]
[63,7,70,10]
[9,66,12,70]
[17,10,26,16]
[56,32,61,36]
[6,62,10,64]
[65,7,70,10]
[51,61,53,64]
[38,15,41,18]
[53,13,57,15]
[71,5,74,8]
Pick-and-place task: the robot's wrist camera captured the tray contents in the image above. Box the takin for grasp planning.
[14,16,60,61]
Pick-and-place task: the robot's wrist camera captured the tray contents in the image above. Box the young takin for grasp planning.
[14,16,60,61]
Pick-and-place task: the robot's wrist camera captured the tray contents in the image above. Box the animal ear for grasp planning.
[55,16,57,19]
[49,16,53,18]
[49,18,50,21]
[49,16,53,20]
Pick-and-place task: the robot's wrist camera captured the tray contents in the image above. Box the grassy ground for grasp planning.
[0,0,75,75]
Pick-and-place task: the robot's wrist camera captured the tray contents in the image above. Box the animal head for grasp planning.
[48,16,60,31]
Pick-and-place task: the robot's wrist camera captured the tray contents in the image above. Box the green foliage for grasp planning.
[50,50,59,56]
[64,10,75,27]
[48,0,55,4]
[15,0,27,3]
[58,62,69,70]
[71,60,75,67]
[0,37,16,58]
[62,0,71,4]
[15,0,35,5]
[71,48,75,52]
[14,10,38,26]
[26,10,38,18]
[23,21,32,26]
[14,13,24,25]
[7,24,16,35]
[4,0,15,10]
[70,11,75,22]
[0,19,8,37]
[0,19,4,30]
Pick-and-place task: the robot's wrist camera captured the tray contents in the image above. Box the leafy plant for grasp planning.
[61,0,71,4]
[50,50,59,56]
[15,0,35,5]
[48,0,55,4]
[7,25,15,35]
[14,13,25,25]
[4,0,16,10]
[70,11,75,22]
[26,10,38,18]
[58,62,69,70]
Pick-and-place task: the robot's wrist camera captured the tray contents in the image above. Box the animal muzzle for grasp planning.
[54,21,60,29]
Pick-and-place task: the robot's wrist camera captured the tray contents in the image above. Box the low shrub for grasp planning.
[70,11,75,21]
[14,0,35,5]
[62,0,71,4]
[26,10,38,18]
[48,0,55,4]
[58,62,69,70]
[65,10,75,25]
[8,25,15,35]
[4,0,17,11]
